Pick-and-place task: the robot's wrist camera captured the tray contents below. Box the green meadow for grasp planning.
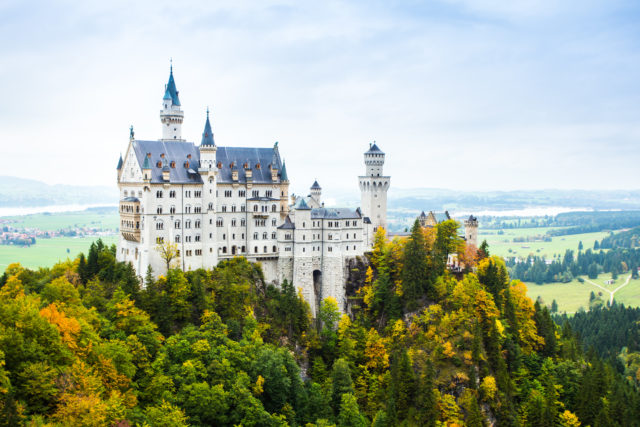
[0,235,118,270]
[480,226,612,259]
[1,209,118,231]
[526,274,640,313]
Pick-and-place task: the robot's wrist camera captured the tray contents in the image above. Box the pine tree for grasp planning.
[402,219,430,309]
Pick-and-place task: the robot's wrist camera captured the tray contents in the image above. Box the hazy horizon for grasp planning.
[2,1,639,196]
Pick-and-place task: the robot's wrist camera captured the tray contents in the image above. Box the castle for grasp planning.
[116,66,476,315]
[116,66,390,315]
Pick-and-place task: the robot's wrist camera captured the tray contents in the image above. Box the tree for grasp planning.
[578,241,584,251]
[433,220,464,276]
[155,240,180,272]
[338,393,367,427]
[551,299,558,314]
[331,358,354,412]
[477,240,490,260]
[402,219,430,308]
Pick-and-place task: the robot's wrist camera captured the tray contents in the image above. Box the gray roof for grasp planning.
[366,142,383,154]
[311,207,361,219]
[311,180,321,190]
[216,146,283,184]
[132,140,203,184]
[116,154,123,170]
[434,211,451,223]
[123,196,140,202]
[131,140,284,185]
[164,66,181,106]
[200,109,215,146]
[277,215,295,229]
[295,198,311,210]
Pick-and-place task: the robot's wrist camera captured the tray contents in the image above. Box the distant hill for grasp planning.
[0,176,118,207]
[387,188,640,212]
[328,187,640,212]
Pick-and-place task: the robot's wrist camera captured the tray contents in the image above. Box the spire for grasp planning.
[200,107,215,146]
[164,61,181,106]
[280,160,288,181]
[311,180,321,190]
[142,154,151,170]
[116,154,123,170]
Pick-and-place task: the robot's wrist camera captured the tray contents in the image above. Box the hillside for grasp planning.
[0,176,117,207]
[1,223,639,426]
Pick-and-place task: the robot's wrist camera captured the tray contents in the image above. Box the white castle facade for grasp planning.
[116,67,390,315]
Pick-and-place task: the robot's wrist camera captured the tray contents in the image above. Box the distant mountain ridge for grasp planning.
[0,176,118,207]
[325,187,640,212]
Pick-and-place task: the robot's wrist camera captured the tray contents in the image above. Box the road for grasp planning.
[584,274,632,306]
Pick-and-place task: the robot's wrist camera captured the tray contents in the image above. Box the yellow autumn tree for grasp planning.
[364,328,389,371]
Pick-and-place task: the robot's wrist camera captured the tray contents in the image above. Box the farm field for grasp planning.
[0,235,118,270]
[480,226,613,259]
[526,273,640,313]
[0,208,118,231]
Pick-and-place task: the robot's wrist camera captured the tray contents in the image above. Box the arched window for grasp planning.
[272,245,277,252]
[156,221,164,230]
[253,205,258,212]
[263,246,267,253]
[216,218,223,227]
[222,246,227,254]
[262,232,268,240]
[271,204,276,212]
[208,202,213,210]
[253,232,259,240]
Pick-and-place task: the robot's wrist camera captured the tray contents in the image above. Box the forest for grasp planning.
[506,247,640,284]
[1,219,640,426]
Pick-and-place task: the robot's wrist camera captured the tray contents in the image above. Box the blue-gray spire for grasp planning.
[164,63,181,106]
[201,107,215,146]
[311,180,321,190]
[116,154,123,170]
[142,154,151,169]
[280,160,288,181]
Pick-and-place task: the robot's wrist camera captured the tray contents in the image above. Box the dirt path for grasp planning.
[584,274,631,306]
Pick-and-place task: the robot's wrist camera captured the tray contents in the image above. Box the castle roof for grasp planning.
[277,215,295,230]
[116,154,123,170]
[131,140,202,184]
[200,109,215,146]
[434,211,451,223]
[130,140,284,185]
[311,180,321,190]
[164,65,181,106]
[216,146,283,184]
[311,207,361,219]
[280,161,288,181]
[366,142,383,154]
[295,198,311,210]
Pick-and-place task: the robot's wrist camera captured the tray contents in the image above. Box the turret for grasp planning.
[464,215,479,248]
[364,142,385,177]
[309,180,322,208]
[358,142,390,246]
[198,108,217,172]
[160,63,184,141]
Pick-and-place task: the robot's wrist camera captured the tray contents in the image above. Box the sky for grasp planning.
[1,0,639,197]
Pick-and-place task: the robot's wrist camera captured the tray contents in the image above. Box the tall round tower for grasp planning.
[358,142,390,243]
[464,215,479,248]
[160,63,184,141]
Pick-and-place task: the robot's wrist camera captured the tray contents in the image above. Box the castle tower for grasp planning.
[309,180,322,208]
[199,108,218,269]
[464,215,479,248]
[160,63,184,141]
[358,142,390,245]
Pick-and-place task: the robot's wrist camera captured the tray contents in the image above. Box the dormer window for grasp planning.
[256,163,261,169]
[156,161,162,168]
[170,161,176,168]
